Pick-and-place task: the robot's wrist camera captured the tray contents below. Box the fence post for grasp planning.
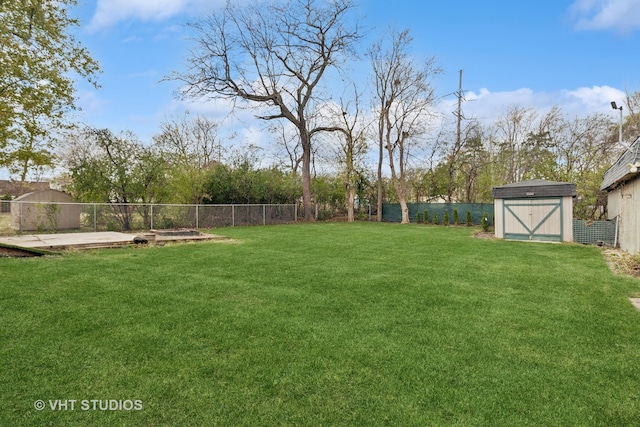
[93,203,97,231]
[196,205,199,229]
[263,204,266,226]
[150,204,154,230]
[232,205,235,227]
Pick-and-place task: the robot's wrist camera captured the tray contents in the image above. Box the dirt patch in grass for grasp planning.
[629,298,640,311]
[602,249,640,278]
[0,213,13,236]
[0,243,57,257]
[473,230,496,239]
[600,249,640,312]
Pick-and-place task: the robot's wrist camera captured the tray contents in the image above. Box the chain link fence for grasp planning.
[0,201,297,234]
[572,219,617,247]
[0,200,621,248]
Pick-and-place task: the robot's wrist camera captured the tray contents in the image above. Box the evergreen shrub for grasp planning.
[481,213,489,232]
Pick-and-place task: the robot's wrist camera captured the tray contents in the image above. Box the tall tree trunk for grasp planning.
[376,134,383,222]
[346,183,355,222]
[388,147,409,224]
[393,177,409,224]
[399,196,409,224]
[300,130,314,221]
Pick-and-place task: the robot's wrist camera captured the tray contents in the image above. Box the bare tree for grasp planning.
[369,28,440,223]
[325,87,370,221]
[483,105,617,218]
[155,114,222,167]
[153,114,225,204]
[624,89,640,141]
[268,122,303,174]
[490,106,539,184]
[455,121,487,202]
[172,0,361,220]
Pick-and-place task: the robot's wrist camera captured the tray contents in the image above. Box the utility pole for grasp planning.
[456,69,463,156]
[611,101,623,146]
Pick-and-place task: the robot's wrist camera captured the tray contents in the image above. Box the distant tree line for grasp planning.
[59,93,640,222]
[3,0,640,222]
[60,121,355,220]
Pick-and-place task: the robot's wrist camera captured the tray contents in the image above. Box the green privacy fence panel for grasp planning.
[382,203,495,225]
[573,219,617,246]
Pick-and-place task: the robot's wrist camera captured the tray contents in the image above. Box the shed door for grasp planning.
[503,198,563,242]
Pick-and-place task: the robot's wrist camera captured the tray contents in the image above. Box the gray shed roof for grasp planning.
[492,179,577,199]
[600,136,640,191]
[0,180,49,198]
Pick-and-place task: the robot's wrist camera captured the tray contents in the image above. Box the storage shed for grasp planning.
[492,180,576,242]
[11,189,81,231]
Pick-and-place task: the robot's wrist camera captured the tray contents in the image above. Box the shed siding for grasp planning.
[607,189,620,221]
[607,181,640,254]
[562,196,573,242]
[11,189,81,231]
[494,199,504,238]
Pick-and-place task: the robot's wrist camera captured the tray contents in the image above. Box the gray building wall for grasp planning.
[607,182,640,254]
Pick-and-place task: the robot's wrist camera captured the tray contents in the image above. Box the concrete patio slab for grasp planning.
[0,232,136,250]
[0,230,230,251]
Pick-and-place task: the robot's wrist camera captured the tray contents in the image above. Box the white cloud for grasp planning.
[563,85,624,108]
[87,0,219,32]
[75,89,110,117]
[569,0,640,34]
[176,86,625,159]
[443,85,624,124]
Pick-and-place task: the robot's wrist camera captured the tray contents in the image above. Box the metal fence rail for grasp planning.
[1,201,297,233]
[0,200,622,249]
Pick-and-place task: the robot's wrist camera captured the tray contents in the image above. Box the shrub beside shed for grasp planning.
[11,189,81,231]
[492,180,576,242]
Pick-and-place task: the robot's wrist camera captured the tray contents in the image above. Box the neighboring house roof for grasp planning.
[492,179,577,199]
[13,189,74,202]
[600,136,640,191]
[0,180,50,198]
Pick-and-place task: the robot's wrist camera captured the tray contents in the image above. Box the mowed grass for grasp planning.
[2,222,640,426]
[0,212,12,235]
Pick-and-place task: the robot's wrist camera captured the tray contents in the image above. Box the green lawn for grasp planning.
[2,222,640,426]
[0,212,12,235]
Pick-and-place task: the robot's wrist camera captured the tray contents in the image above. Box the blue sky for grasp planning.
[71,0,640,146]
